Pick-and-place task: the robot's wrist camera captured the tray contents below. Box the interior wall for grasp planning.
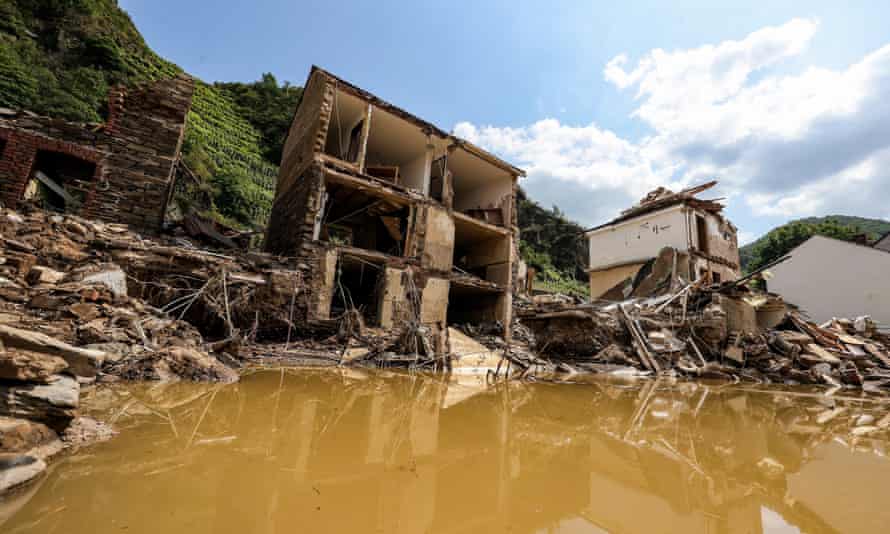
[700,210,740,267]
[378,267,407,329]
[400,151,429,194]
[453,231,511,284]
[363,107,431,194]
[323,90,366,163]
[420,277,449,325]
[453,181,512,213]
[449,149,514,226]
[422,205,455,271]
[314,249,339,320]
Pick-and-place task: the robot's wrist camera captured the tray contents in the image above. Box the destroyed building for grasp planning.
[0,75,194,232]
[264,67,524,345]
[583,181,740,301]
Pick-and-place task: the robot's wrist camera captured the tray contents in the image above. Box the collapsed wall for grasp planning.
[0,74,194,232]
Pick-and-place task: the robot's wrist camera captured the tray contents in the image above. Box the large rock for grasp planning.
[0,348,68,383]
[0,375,79,432]
[0,324,104,377]
[114,347,239,383]
[0,455,46,495]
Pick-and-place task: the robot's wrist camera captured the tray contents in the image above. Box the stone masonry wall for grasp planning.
[87,74,194,229]
[0,74,194,232]
[265,72,334,254]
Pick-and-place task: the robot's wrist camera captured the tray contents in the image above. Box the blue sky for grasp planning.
[121,0,890,242]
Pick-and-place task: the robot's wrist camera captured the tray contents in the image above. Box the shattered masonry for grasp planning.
[264,66,526,350]
[0,74,194,232]
[584,181,741,300]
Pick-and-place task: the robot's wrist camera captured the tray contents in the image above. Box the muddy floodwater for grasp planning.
[4,370,890,533]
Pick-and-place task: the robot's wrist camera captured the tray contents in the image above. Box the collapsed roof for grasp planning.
[585,180,735,234]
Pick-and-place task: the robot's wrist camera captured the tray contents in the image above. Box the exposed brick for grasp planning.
[0,74,194,233]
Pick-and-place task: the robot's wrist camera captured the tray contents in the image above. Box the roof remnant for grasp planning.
[307,66,526,177]
[584,180,732,234]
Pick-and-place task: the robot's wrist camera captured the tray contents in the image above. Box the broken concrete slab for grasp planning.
[448,327,504,371]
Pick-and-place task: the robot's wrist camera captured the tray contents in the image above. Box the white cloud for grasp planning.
[454,19,890,233]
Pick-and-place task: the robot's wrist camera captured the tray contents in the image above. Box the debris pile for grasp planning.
[518,246,890,392]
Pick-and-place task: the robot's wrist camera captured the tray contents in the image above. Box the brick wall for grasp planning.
[0,74,194,232]
[89,74,195,230]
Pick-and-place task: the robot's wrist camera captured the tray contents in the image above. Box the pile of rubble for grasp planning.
[517,247,890,392]
[0,206,258,491]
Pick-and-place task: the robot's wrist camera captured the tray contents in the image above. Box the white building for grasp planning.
[767,235,890,327]
[584,182,740,300]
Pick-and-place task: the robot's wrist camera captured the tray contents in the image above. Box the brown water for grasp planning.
[3,369,890,534]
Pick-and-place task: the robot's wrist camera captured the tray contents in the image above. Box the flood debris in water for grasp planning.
[4,371,890,533]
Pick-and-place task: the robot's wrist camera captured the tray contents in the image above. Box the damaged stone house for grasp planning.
[264,67,524,349]
[584,181,740,301]
[0,74,194,232]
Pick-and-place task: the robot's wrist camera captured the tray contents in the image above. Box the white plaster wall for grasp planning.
[768,235,890,325]
[453,179,512,212]
[401,150,429,193]
[587,206,690,270]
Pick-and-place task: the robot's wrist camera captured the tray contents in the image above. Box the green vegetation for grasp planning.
[516,189,589,297]
[214,74,302,165]
[0,0,590,291]
[741,216,890,273]
[0,0,299,229]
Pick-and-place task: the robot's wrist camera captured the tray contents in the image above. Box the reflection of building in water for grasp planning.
[7,372,890,534]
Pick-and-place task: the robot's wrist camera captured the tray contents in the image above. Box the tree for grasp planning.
[214,74,303,164]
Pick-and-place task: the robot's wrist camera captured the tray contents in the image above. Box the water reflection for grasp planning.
[5,370,890,534]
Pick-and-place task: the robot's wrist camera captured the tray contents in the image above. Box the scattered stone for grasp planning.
[0,375,79,432]
[0,348,68,383]
[25,266,65,285]
[0,417,58,454]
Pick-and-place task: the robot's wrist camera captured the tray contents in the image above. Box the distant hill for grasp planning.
[516,189,589,296]
[740,215,890,272]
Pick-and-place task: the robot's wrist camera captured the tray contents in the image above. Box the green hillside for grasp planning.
[0,0,590,292]
[740,215,890,272]
[0,0,296,228]
[517,189,589,296]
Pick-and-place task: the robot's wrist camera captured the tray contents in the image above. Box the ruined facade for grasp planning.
[0,74,194,231]
[584,182,740,300]
[265,67,524,343]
